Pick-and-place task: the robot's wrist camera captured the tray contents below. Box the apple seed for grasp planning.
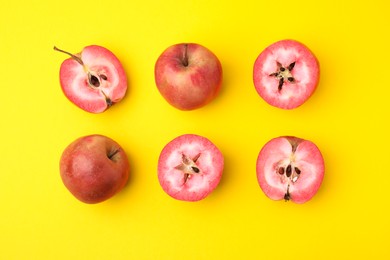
[286,164,292,177]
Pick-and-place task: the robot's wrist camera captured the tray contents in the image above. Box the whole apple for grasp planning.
[154,43,223,110]
[59,135,130,204]
[54,45,128,113]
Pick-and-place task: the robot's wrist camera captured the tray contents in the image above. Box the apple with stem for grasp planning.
[60,134,130,204]
[154,43,223,110]
[256,136,324,204]
[54,45,128,113]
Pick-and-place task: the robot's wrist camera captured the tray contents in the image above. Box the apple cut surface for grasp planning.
[56,45,127,113]
[253,40,319,109]
[158,134,224,201]
[256,136,324,204]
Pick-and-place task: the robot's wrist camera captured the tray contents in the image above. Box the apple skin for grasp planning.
[59,135,130,204]
[154,43,223,110]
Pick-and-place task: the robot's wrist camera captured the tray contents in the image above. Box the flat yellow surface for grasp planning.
[1,0,389,259]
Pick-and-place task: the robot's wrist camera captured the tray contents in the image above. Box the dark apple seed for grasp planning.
[278,167,285,175]
[295,167,301,175]
[286,165,292,177]
[191,166,200,173]
[89,74,100,87]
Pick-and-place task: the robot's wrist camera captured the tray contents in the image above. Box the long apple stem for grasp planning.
[53,46,84,66]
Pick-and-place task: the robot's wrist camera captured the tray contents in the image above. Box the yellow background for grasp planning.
[1,0,389,259]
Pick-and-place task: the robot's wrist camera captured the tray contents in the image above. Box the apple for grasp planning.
[157,134,224,201]
[54,45,128,113]
[253,39,320,109]
[59,134,130,204]
[154,43,223,110]
[256,136,324,203]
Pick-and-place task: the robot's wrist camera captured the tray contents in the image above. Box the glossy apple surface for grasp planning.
[154,43,223,110]
[60,134,130,203]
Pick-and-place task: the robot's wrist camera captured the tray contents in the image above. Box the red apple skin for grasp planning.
[59,135,130,204]
[154,43,223,110]
[58,45,128,113]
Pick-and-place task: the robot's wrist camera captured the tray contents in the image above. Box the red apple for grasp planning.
[158,134,224,201]
[256,136,324,204]
[154,43,223,110]
[54,45,128,113]
[59,135,130,204]
[253,40,320,109]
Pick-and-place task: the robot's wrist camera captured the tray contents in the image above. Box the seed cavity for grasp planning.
[277,163,302,185]
[269,61,297,91]
[100,74,108,80]
[175,153,202,183]
[287,62,295,71]
[192,153,201,163]
[278,78,284,91]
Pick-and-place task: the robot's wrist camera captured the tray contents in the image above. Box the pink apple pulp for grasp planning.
[256,136,324,203]
[253,39,320,109]
[158,134,224,201]
[54,45,128,113]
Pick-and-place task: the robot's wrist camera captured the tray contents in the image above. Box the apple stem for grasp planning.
[182,44,189,67]
[284,184,291,201]
[53,46,84,66]
[108,148,120,160]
